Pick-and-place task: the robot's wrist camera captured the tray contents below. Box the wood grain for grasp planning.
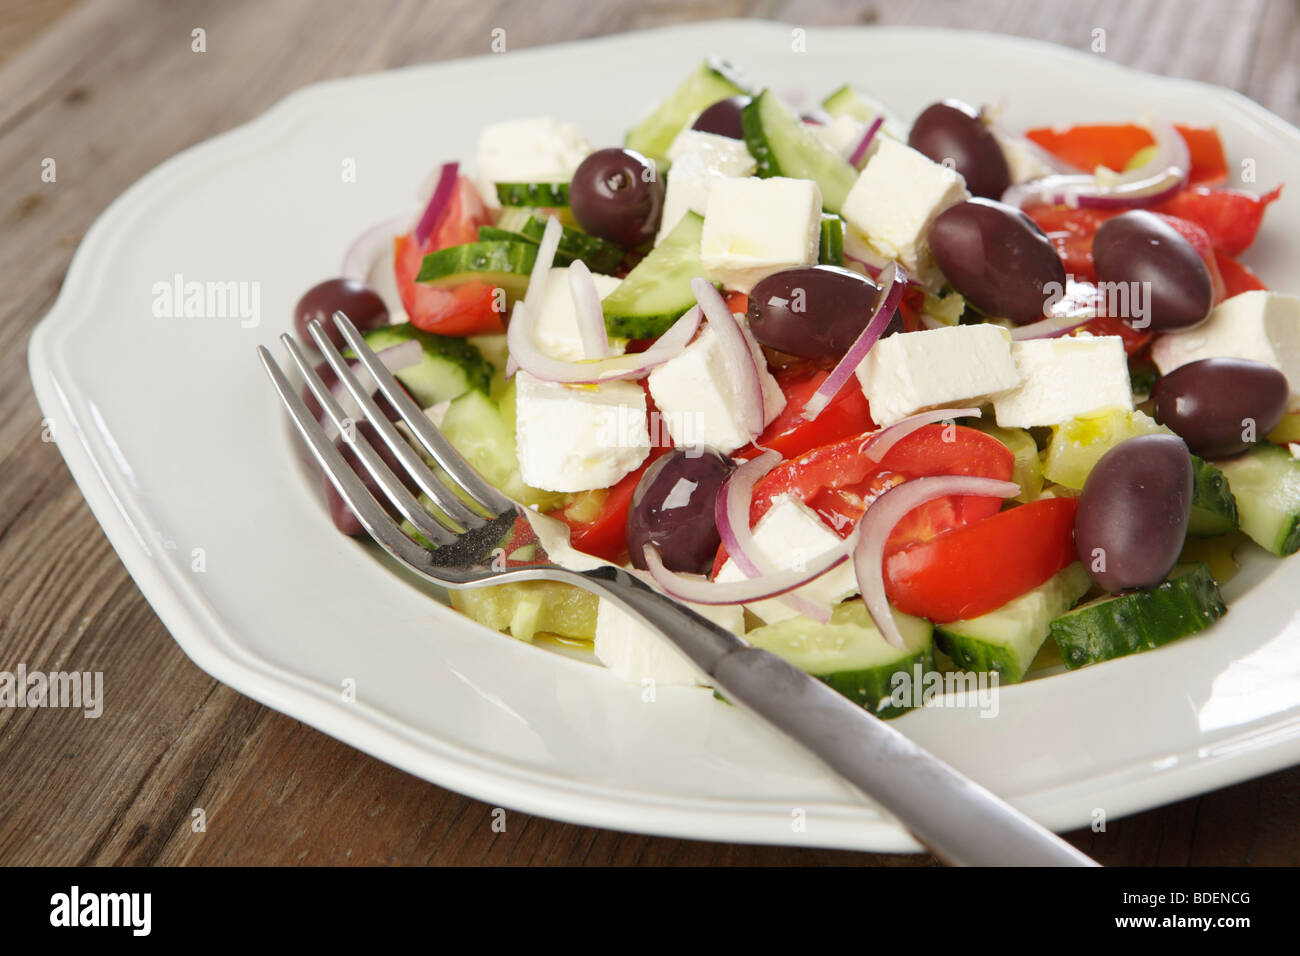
[2,0,1298,867]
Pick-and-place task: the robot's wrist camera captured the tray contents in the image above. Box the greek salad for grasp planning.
[292,58,1296,717]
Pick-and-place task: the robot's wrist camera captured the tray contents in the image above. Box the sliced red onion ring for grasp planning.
[341,214,410,281]
[413,162,459,247]
[642,535,855,607]
[691,277,766,436]
[843,252,883,278]
[1001,119,1189,210]
[567,260,611,360]
[802,262,907,421]
[853,476,1020,648]
[523,215,564,313]
[864,407,982,462]
[1009,312,1096,340]
[506,301,700,384]
[847,115,884,167]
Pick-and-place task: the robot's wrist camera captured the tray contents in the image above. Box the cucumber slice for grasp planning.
[936,563,1092,682]
[519,216,625,273]
[1049,564,1226,669]
[415,240,537,299]
[1215,442,1300,555]
[357,323,493,406]
[450,582,598,643]
[745,601,934,718]
[600,212,713,339]
[495,182,569,207]
[742,89,859,213]
[495,207,535,233]
[820,84,906,138]
[818,213,845,266]
[624,58,751,160]
[477,225,531,244]
[1188,455,1239,536]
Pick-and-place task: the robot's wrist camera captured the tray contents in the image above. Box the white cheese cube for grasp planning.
[594,597,743,687]
[646,319,785,453]
[475,117,591,204]
[995,132,1056,185]
[532,267,625,362]
[993,333,1132,428]
[699,177,822,293]
[656,130,757,243]
[855,324,1022,426]
[840,138,970,273]
[514,371,650,492]
[811,114,872,163]
[1152,292,1300,401]
[715,495,859,624]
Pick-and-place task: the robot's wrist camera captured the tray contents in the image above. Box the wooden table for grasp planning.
[3,0,1298,866]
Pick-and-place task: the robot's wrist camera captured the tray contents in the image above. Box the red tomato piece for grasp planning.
[557,446,672,563]
[1214,252,1268,297]
[1024,123,1228,186]
[1151,185,1283,256]
[883,497,1079,623]
[733,361,876,463]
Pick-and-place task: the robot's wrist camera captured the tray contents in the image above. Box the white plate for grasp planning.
[29,21,1300,853]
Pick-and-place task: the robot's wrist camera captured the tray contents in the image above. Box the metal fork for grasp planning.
[258,312,1097,867]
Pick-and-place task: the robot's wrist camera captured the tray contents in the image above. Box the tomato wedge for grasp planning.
[712,425,1014,576]
[1024,123,1228,186]
[883,497,1079,623]
[734,361,876,462]
[1152,185,1283,256]
[1215,252,1268,297]
[554,445,671,563]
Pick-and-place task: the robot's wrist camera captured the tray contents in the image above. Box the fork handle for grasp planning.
[582,569,1096,867]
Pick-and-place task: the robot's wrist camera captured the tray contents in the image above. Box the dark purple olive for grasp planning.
[1152,358,1289,458]
[908,100,1010,200]
[929,199,1067,324]
[569,147,665,247]
[627,449,734,573]
[325,422,415,536]
[691,95,752,139]
[1093,211,1213,332]
[747,266,901,362]
[294,278,388,348]
[1075,434,1194,592]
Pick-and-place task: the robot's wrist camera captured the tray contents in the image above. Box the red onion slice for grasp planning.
[341,214,410,281]
[847,115,884,167]
[1009,312,1096,340]
[853,476,1020,648]
[567,260,612,360]
[691,277,766,436]
[844,252,882,278]
[864,407,982,462]
[642,536,855,607]
[523,215,564,313]
[802,262,906,421]
[413,162,459,247]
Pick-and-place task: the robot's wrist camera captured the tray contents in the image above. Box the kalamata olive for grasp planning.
[627,449,734,573]
[691,95,751,140]
[929,199,1067,324]
[569,147,665,247]
[747,266,901,362]
[1075,434,1193,592]
[325,422,415,536]
[1152,358,1289,458]
[1092,211,1213,332]
[294,278,389,348]
[908,100,1010,200]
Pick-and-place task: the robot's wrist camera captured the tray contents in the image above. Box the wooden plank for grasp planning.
[0,0,1296,867]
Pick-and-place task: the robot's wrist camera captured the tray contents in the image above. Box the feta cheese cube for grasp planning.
[811,114,872,164]
[475,117,591,202]
[856,324,1022,426]
[594,597,743,686]
[700,177,822,293]
[656,130,757,243]
[646,319,785,453]
[995,132,1056,185]
[532,267,625,362]
[514,371,650,492]
[715,495,859,624]
[840,138,970,273]
[1152,292,1300,402]
[993,333,1133,428]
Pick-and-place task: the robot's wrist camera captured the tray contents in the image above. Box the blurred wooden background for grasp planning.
[2,0,1298,865]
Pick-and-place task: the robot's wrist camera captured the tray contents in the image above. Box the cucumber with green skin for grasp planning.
[1187,455,1239,537]
[600,212,714,340]
[519,216,625,273]
[416,240,537,299]
[1049,563,1226,670]
[818,213,845,266]
[357,323,493,406]
[495,182,569,208]
[936,563,1092,683]
[742,89,859,214]
[624,58,752,160]
[1215,442,1300,555]
[745,601,934,718]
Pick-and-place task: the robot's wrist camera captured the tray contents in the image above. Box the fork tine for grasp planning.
[302,321,486,530]
[258,347,459,560]
[333,312,515,516]
[278,337,462,547]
